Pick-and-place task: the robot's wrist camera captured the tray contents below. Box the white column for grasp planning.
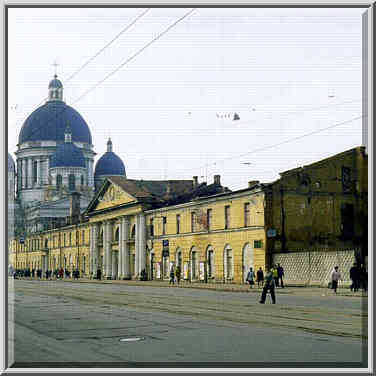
[139,214,146,275]
[118,223,123,279]
[28,158,32,188]
[93,224,99,275]
[45,157,50,185]
[122,217,130,279]
[135,215,140,278]
[22,159,26,188]
[36,158,40,186]
[105,221,112,279]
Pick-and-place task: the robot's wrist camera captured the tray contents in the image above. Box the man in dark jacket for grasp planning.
[277,264,285,288]
[360,264,367,292]
[256,267,264,288]
[259,268,276,304]
[349,263,360,292]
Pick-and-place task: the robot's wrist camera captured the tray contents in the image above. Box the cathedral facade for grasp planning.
[11,75,126,235]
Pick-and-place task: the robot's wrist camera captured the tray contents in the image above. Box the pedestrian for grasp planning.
[349,263,360,292]
[175,265,181,284]
[272,265,279,288]
[140,268,147,281]
[58,268,63,279]
[330,266,342,294]
[359,264,367,292]
[259,267,276,304]
[246,267,255,289]
[256,267,264,288]
[96,268,102,280]
[169,266,175,285]
[277,263,284,288]
[32,268,35,278]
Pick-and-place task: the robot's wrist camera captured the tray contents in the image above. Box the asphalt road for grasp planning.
[8,279,368,368]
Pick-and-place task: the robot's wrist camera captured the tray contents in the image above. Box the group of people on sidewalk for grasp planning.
[13,267,82,280]
[331,263,368,294]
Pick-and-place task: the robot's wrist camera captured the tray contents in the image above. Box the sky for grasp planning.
[8,7,365,190]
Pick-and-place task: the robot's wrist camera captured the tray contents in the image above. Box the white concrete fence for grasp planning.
[272,249,358,286]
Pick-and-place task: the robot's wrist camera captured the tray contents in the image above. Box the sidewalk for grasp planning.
[37,277,368,298]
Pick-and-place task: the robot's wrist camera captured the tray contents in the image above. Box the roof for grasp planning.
[50,142,86,168]
[18,101,92,144]
[279,146,366,177]
[85,176,230,215]
[94,151,126,178]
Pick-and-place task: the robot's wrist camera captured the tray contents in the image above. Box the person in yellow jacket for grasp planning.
[272,265,279,288]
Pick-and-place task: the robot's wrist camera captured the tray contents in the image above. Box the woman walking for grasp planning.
[246,267,255,289]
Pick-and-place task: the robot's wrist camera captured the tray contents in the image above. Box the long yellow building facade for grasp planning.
[9,176,267,283]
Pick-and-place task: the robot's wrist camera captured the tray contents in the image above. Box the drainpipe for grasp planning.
[280,187,286,252]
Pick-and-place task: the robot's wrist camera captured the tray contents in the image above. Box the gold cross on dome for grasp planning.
[52,61,59,76]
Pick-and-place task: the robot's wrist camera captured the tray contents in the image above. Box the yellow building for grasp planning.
[9,147,367,284]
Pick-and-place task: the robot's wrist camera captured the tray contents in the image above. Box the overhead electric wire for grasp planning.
[182,114,365,173]
[20,8,196,142]
[64,8,151,83]
[15,8,151,127]
[72,8,196,105]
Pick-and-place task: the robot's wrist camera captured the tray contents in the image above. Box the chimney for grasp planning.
[166,181,172,198]
[248,180,259,188]
[70,192,81,224]
[214,175,221,185]
[193,176,198,187]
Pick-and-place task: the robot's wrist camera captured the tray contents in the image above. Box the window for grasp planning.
[226,249,233,279]
[33,161,37,183]
[63,233,66,247]
[81,175,84,186]
[115,227,119,242]
[82,230,85,244]
[244,203,250,227]
[176,214,180,234]
[342,167,352,192]
[254,240,262,249]
[162,216,167,235]
[341,203,354,239]
[191,251,197,279]
[68,174,75,191]
[149,218,154,237]
[208,249,214,278]
[225,205,231,229]
[191,212,196,232]
[207,209,212,231]
[69,232,72,246]
[76,231,79,246]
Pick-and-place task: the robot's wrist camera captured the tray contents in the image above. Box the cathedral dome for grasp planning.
[18,75,92,145]
[94,139,126,178]
[50,125,86,168]
[50,142,86,168]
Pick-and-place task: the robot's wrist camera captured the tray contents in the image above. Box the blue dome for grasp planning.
[50,142,86,168]
[8,153,15,172]
[94,152,126,178]
[18,101,92,144]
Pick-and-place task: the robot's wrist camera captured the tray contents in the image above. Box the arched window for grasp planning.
[207,246,215,278]
[131,225,136,239]
[224,244,233,281]
[115,227,119,243]
[81,175,84,186]
[191,248,198,280]
[56,174,62,189]
[68,174,75,191]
